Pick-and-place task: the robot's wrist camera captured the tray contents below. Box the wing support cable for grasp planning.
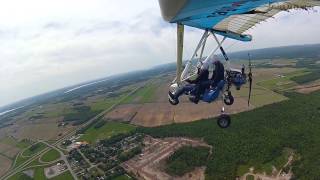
[210,31,230,71]
[180,30,209,82]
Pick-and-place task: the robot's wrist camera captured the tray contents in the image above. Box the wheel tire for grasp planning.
[224,92,234,106]
[168,94,179,105]
[169,98,179,105]
[217,114,231,128]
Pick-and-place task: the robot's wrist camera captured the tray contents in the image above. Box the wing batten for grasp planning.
[159,0,320,41]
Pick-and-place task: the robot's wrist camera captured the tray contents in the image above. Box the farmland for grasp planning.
[1,51,320,180]
[139,91,320,179]
[79,122,136,143]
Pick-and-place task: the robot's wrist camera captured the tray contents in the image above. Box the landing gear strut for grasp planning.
[223,91,234,105]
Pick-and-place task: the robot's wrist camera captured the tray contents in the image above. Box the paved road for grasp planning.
[1,84,143,180]
[40,141,78,180]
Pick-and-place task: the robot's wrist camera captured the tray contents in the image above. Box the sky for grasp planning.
[0,0,319,107]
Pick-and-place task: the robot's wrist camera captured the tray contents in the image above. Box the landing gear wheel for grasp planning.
[217,114,231,128]
[168,92,179,105]
[223,92,234,106]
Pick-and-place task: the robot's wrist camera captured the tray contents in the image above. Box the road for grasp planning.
[1,84,143,180]
[40,141,78,180]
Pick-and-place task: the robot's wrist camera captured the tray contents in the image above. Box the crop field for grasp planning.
[0,155,11,177]
[121,81,159,104]
[257,69,309,91]
[13,118,74,141]
[79,122,136,143]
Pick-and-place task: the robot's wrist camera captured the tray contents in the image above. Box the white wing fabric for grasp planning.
[158,0,320,41]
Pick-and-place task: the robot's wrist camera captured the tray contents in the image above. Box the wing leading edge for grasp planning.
[158,0,320,41]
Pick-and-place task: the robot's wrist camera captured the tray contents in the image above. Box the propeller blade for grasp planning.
[248,72,252,106]
[247,53,252,107]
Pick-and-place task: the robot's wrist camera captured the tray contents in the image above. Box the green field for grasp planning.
[257,70,308,91]
[40,149,61,162]
[50,170,73,180]
[90,95,125,112]
[113,174,133,180]
[79,122,136,143]
[14,142,47,167]
[8,173,33,180]
[122,82,157,104]
[232,85,287,107]
[139,91,320,179]
[33,167,46,180]
[21,142,47,157]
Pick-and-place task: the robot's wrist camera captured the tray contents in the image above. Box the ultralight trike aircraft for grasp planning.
[158,0,320,128]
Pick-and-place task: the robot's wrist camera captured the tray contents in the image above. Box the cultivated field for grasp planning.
[0,155,11,177]
[106,69,291,127]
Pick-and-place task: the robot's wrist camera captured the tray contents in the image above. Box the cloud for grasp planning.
[0,1,319,107]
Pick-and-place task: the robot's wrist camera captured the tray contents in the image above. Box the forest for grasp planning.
[165,146,210,176]
[138,91,320,179]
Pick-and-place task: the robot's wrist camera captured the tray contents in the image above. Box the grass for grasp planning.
[40,149,61,162]
[34,167,45,180]
[257,69,309,91]
[236,164,251,176]
[14,156,28,168]
[90,92,130,111]
[21,142,47,157]
[28,158,44,167]
[246,175,254,180]
[122,82,157,104]
[15,142,47,167]
[113,174,133,180]
[7,167,44,180]
[50,170,74,180]
[232,85,287,107]
[8,172,33,180]
[79,122,136,144]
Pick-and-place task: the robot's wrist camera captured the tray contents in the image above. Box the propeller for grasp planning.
[248,53,253,107]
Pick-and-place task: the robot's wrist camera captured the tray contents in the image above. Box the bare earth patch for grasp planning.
[108,98,251,127]
[104,104,142,122]
[10,117,75,141]
[0,155,12,177]
[122,136,211,180]
[0,143,20,158]
[294,82,320,94]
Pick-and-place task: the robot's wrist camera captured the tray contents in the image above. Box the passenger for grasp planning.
[169,55,225,105]
[190,56,225,103]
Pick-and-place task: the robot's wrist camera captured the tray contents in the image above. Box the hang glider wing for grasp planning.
[159,0,320,41]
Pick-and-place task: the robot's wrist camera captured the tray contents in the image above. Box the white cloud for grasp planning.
[0,1,319,107]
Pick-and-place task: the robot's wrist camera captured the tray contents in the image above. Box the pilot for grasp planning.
[168,60,210,104]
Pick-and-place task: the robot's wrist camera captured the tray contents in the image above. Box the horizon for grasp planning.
[0,0,319,107]
[1,43,319,110]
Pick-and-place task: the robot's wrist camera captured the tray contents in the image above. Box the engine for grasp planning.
[228,68,247,90]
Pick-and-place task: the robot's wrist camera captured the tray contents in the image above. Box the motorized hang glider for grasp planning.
[159,0,320,128]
